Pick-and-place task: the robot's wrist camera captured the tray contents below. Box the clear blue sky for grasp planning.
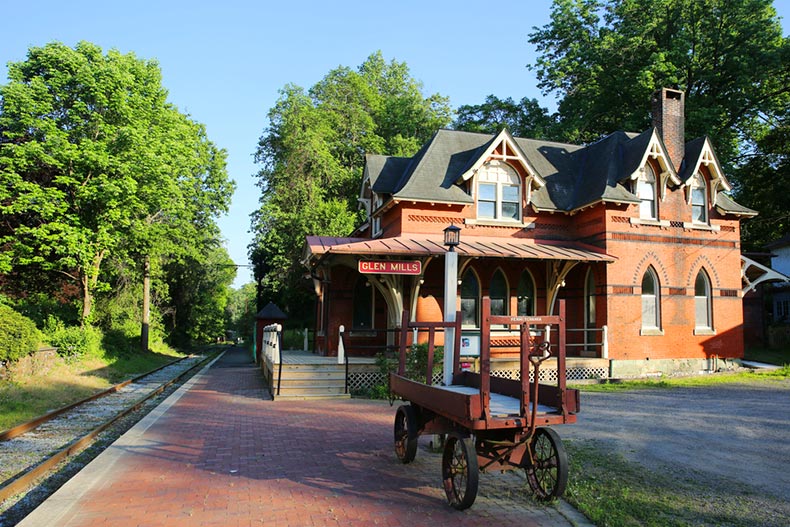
[2,1,789,288]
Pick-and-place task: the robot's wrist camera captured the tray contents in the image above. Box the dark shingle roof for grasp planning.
[367,154,410,193]
[363,128,750,215]
[255,302,288,320]
[678,136,706,183]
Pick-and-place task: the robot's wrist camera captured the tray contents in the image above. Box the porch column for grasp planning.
[442,224,461,386]
[443,250,458,385]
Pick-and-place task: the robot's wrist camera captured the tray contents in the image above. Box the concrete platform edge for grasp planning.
[17,351,227,527]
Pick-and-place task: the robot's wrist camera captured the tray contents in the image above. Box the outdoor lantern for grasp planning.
[443,223,461,251]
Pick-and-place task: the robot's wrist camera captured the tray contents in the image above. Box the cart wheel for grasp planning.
[442,433,479,510]
[525,427,568,500]
[394,405,418,463]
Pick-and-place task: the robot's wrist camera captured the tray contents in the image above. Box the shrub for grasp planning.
[44,317,103,362]
[405,343,444,382]
[359,344,446,399]
[0,304,42,362]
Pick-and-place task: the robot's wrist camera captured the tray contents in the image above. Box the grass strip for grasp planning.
[564,438,789,527]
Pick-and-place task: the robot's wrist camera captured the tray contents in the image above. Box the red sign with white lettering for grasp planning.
[358,260,422,275]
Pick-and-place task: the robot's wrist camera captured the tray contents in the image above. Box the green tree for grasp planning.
[0,41,234,326]
[453,95,557,139]
[528,0,790,167]
[250,52,452,315]
[735,115,790,250]
[165,242,236,345]
[226,282,257,341]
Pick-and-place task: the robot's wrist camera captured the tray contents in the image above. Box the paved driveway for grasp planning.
[562,380,790,505]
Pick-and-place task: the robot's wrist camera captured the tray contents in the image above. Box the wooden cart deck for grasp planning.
[390,370,578,431]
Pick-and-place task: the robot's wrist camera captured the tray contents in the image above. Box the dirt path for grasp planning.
[562,380,790,502]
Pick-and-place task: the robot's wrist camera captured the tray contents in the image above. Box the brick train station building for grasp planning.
[303,89,756,377]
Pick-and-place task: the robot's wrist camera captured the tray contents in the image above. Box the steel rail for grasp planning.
[0,355,190,442]
[0,352,217,503]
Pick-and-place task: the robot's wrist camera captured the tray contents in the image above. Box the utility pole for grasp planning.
[141,256,150,352]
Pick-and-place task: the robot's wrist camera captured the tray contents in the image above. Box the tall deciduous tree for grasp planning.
[454,95,557,140]
[250,52,451,316]
[0,41,234,326]
[735,114,790,250]
[528,0,790,168]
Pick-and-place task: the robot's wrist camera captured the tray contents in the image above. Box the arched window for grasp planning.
[695,269,713,331]
[641,267,661,332]
[477,161,521,221]
[691,173,708,224]
[584,268,597,347]
[635,164,658,220]
[490,270,508,317]
[461,269,480,328]
[516,270,535,317]
[352,277,373,329]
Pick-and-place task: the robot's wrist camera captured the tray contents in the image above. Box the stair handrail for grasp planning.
[262,323,283,397]
[276,326,284,396]
[338,325,348,393]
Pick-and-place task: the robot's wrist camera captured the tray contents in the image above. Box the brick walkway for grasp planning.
[20,348,587,527]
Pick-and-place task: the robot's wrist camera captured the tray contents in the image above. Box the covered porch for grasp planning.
[303,232,616,362]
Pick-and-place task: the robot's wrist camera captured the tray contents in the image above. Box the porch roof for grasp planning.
[305,235,616,263]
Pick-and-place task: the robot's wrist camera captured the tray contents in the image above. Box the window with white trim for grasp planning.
[694,269,713,330]
[641,267,661,331]
[372,193,383,236]
[690,173,708,224]
[585,268,597,348]
[635,164,658,220]
[477,161,521,221]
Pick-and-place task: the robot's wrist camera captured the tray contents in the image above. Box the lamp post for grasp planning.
[442,224,461,385]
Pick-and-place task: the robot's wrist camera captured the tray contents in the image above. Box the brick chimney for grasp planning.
[651,88,685,171]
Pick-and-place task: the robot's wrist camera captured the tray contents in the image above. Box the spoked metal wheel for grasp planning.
[394,404,418,463]
[525,427,568,500]
[441,432,479,510]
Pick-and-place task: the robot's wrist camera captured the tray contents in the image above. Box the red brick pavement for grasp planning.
[20,348,582,527]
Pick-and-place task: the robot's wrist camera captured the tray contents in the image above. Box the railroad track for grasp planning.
[0,352,217,505]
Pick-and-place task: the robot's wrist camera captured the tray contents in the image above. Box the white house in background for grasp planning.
[765,234,790,323]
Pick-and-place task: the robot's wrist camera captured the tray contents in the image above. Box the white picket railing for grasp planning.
[262,323,282,364]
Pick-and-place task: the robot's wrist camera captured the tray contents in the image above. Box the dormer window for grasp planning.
[476,161,521,221]
[371,192,383,237]
[690,173,708,224]
[635,164,658,220]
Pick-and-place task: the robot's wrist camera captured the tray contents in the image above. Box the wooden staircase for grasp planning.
[264,360,350,400]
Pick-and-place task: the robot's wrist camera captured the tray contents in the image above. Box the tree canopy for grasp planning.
[455,0,790,248]
[453,95,557,139]
[527,0,790,168]
[0,41,235,336]
[250,52,452,317]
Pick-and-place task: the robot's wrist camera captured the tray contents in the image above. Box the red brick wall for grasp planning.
[324,163,746,361]
[600,187,745,360]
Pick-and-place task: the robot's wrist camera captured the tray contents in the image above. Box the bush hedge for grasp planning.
[0,304,42,362]
[44,316,103,362]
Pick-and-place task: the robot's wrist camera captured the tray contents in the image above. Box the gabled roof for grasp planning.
[255,301,287,320]
[678,136,731,190]
[457,128,543,186]
[361,127,749,215]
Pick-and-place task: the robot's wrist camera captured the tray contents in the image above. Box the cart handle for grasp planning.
[528,341,552,366]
